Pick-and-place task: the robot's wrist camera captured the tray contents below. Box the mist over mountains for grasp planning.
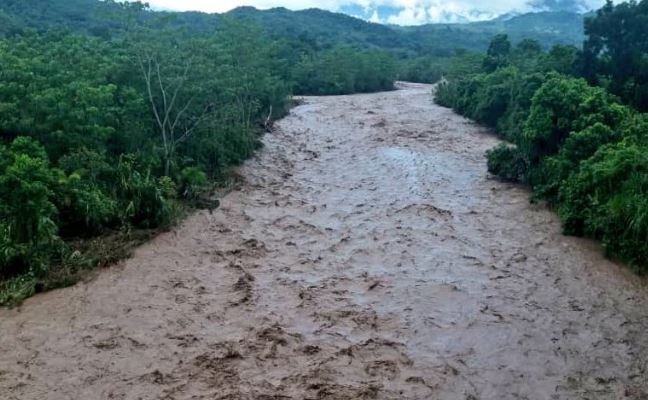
[338,0,602,24]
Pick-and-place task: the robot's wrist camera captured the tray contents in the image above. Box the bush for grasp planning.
[55,173,117,237]
[495,72,546,142]
[533,123,623,200]
[435,67,520,129]
[486,144,527,182]
[434,81,457,108]
[114,155,175,229]
[180,167,208,199]
[559,141,648,269]
[521,75,628,169]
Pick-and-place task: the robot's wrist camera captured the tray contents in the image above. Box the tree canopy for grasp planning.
[583,0,648,111]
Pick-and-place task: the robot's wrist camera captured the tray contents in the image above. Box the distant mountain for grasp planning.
[399,11,584,55]
[226,6,408,50]
[412,11,586,44]
[492,12,523,22]
[0,0,585,56]
[225,7,585,54]
[335,0,596,25]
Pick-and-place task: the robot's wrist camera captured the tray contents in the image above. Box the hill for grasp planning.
[228,7,585,55]
[0,0,584,55]
[401,11,584,55]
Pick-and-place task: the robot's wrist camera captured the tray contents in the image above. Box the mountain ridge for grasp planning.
[0,0,585,54]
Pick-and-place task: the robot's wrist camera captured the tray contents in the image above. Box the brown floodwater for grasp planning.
[1,82,647,399]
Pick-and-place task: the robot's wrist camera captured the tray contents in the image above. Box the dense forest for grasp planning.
[436,0,648,271]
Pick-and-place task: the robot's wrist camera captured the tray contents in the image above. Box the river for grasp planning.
[1,82,646,399]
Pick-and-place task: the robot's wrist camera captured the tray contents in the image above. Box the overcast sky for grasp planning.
[142,0,608,24]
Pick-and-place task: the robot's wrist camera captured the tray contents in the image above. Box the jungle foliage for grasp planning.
[436,1,648,270]
[292,46,397,95]
[583,0,648,112]
[0,27,285,303]
[0,1,405,304]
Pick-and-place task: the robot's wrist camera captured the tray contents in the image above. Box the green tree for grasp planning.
[482,34,511,73]
[0,138,60,277]
[583,0,648,111]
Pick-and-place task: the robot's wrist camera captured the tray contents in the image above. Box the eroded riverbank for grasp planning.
[1,82,646,399]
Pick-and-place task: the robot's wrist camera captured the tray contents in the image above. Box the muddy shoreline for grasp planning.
[1,82,646,399]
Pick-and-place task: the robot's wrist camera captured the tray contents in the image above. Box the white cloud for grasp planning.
[368,10,381,23]
[382,1,497,24]
[140,0,608,24]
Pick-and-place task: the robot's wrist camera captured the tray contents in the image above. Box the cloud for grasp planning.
[527,0,589,12]
[378,1,501,24]
[141,0,608,24]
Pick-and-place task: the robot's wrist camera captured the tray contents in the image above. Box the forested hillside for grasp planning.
[399,11,584,56]
[436,0,648,271]
[0,0,584,52]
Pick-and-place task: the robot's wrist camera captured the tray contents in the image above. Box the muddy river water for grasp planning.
[1,83,647,399]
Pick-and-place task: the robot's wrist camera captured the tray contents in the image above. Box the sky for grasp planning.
[142,0,608,24]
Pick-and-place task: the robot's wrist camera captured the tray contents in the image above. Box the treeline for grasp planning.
[436,0,648,270]
[0,3,399,304]
[293,46,397,95]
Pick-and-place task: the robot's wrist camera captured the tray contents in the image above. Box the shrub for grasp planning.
[521,75,628,169]
[486,144,527,182]
[55,173,117,237]
[179,167,208,199]
[434,81,457,108]
[559,141,648,269]
[114,155,174,229]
